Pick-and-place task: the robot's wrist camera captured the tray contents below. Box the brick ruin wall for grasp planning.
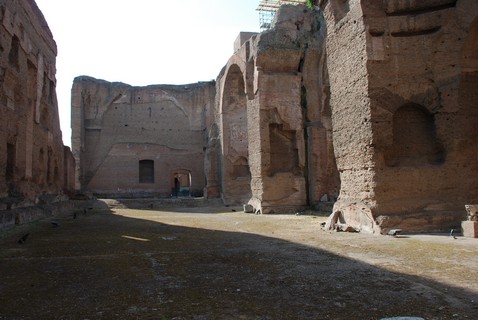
[205,5,340,212]
[21,0,473,234]
[71,77,215,198]
[321,0,478,233]
[0,0,75,228]
[206,1,478,232]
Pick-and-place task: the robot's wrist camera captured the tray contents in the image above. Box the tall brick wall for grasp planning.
[0,0,67,210]
[322,0,478,233]
[71,76,215,198]
[207,5,340,212]
[66,1,477,234]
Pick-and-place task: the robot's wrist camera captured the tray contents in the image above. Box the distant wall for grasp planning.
[71,77,215,197]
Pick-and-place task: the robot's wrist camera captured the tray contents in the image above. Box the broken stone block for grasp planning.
[461,221,478,238]
[387,229,402,237]
[335,223,359,233]
[464,204,478,221]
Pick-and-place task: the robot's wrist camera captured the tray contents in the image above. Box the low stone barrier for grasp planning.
[0,201,75,230]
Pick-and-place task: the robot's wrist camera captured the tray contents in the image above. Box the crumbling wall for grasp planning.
[0,0,66,212]
[249,5,339,213]
[71,76,215,197]
[322,0,478,233]
[207,5,340,212]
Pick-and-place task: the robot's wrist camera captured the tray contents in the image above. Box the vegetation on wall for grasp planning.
[306,0,316,9]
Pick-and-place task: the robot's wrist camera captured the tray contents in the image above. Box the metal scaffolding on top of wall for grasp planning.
[256,0,306,31]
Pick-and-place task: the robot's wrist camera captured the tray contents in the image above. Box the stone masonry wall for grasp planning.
[0,0,68,211]
[322,0,478,233]
[71,76,215,198]
[207,5,340,212]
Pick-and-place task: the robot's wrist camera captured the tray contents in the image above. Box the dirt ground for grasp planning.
[1,201,477,320]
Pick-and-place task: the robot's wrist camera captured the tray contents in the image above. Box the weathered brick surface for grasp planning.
[206,5,340,211]
[71,77,215,197]
[0,0,74,215]
[322,0,478,233]
[68,1,477,233]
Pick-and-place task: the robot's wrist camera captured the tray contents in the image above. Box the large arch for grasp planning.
[220,64,251,205]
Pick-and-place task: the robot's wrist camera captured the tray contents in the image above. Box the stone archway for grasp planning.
[220,64,251,205]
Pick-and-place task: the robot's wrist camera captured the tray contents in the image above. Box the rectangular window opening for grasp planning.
[139,159,154,183]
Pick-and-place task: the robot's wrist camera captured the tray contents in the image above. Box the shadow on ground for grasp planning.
[0,204,477,319]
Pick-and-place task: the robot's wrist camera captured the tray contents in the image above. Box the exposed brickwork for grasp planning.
[206,6,340,212]
[322,0,478,233]
[0,0,74,216]
[67,1,477,234]
[71,77,215,198]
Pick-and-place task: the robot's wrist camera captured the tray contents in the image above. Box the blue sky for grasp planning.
[35,0,261,146]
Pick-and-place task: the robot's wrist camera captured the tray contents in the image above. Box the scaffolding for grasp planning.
[256,0,307,31]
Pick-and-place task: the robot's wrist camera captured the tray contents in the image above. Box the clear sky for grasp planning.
[35,0,261,147]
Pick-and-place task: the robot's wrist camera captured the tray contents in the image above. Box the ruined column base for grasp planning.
[461,221,478,238]
[326,201,466,234]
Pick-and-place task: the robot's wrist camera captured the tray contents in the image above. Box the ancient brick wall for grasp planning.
[71,76,215,198]
[67,1,476,234]
[0,0,66,210]
[206,5,340,212]
[322,0,478,233]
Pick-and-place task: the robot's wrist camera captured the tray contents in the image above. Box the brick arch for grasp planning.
[220,64,251,205]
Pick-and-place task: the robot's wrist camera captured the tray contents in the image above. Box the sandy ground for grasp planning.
[1,202,477,319]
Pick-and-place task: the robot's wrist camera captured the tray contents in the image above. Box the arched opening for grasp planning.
[171,169,191,197]
[384,104,445,167]
[221,64,251,204]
